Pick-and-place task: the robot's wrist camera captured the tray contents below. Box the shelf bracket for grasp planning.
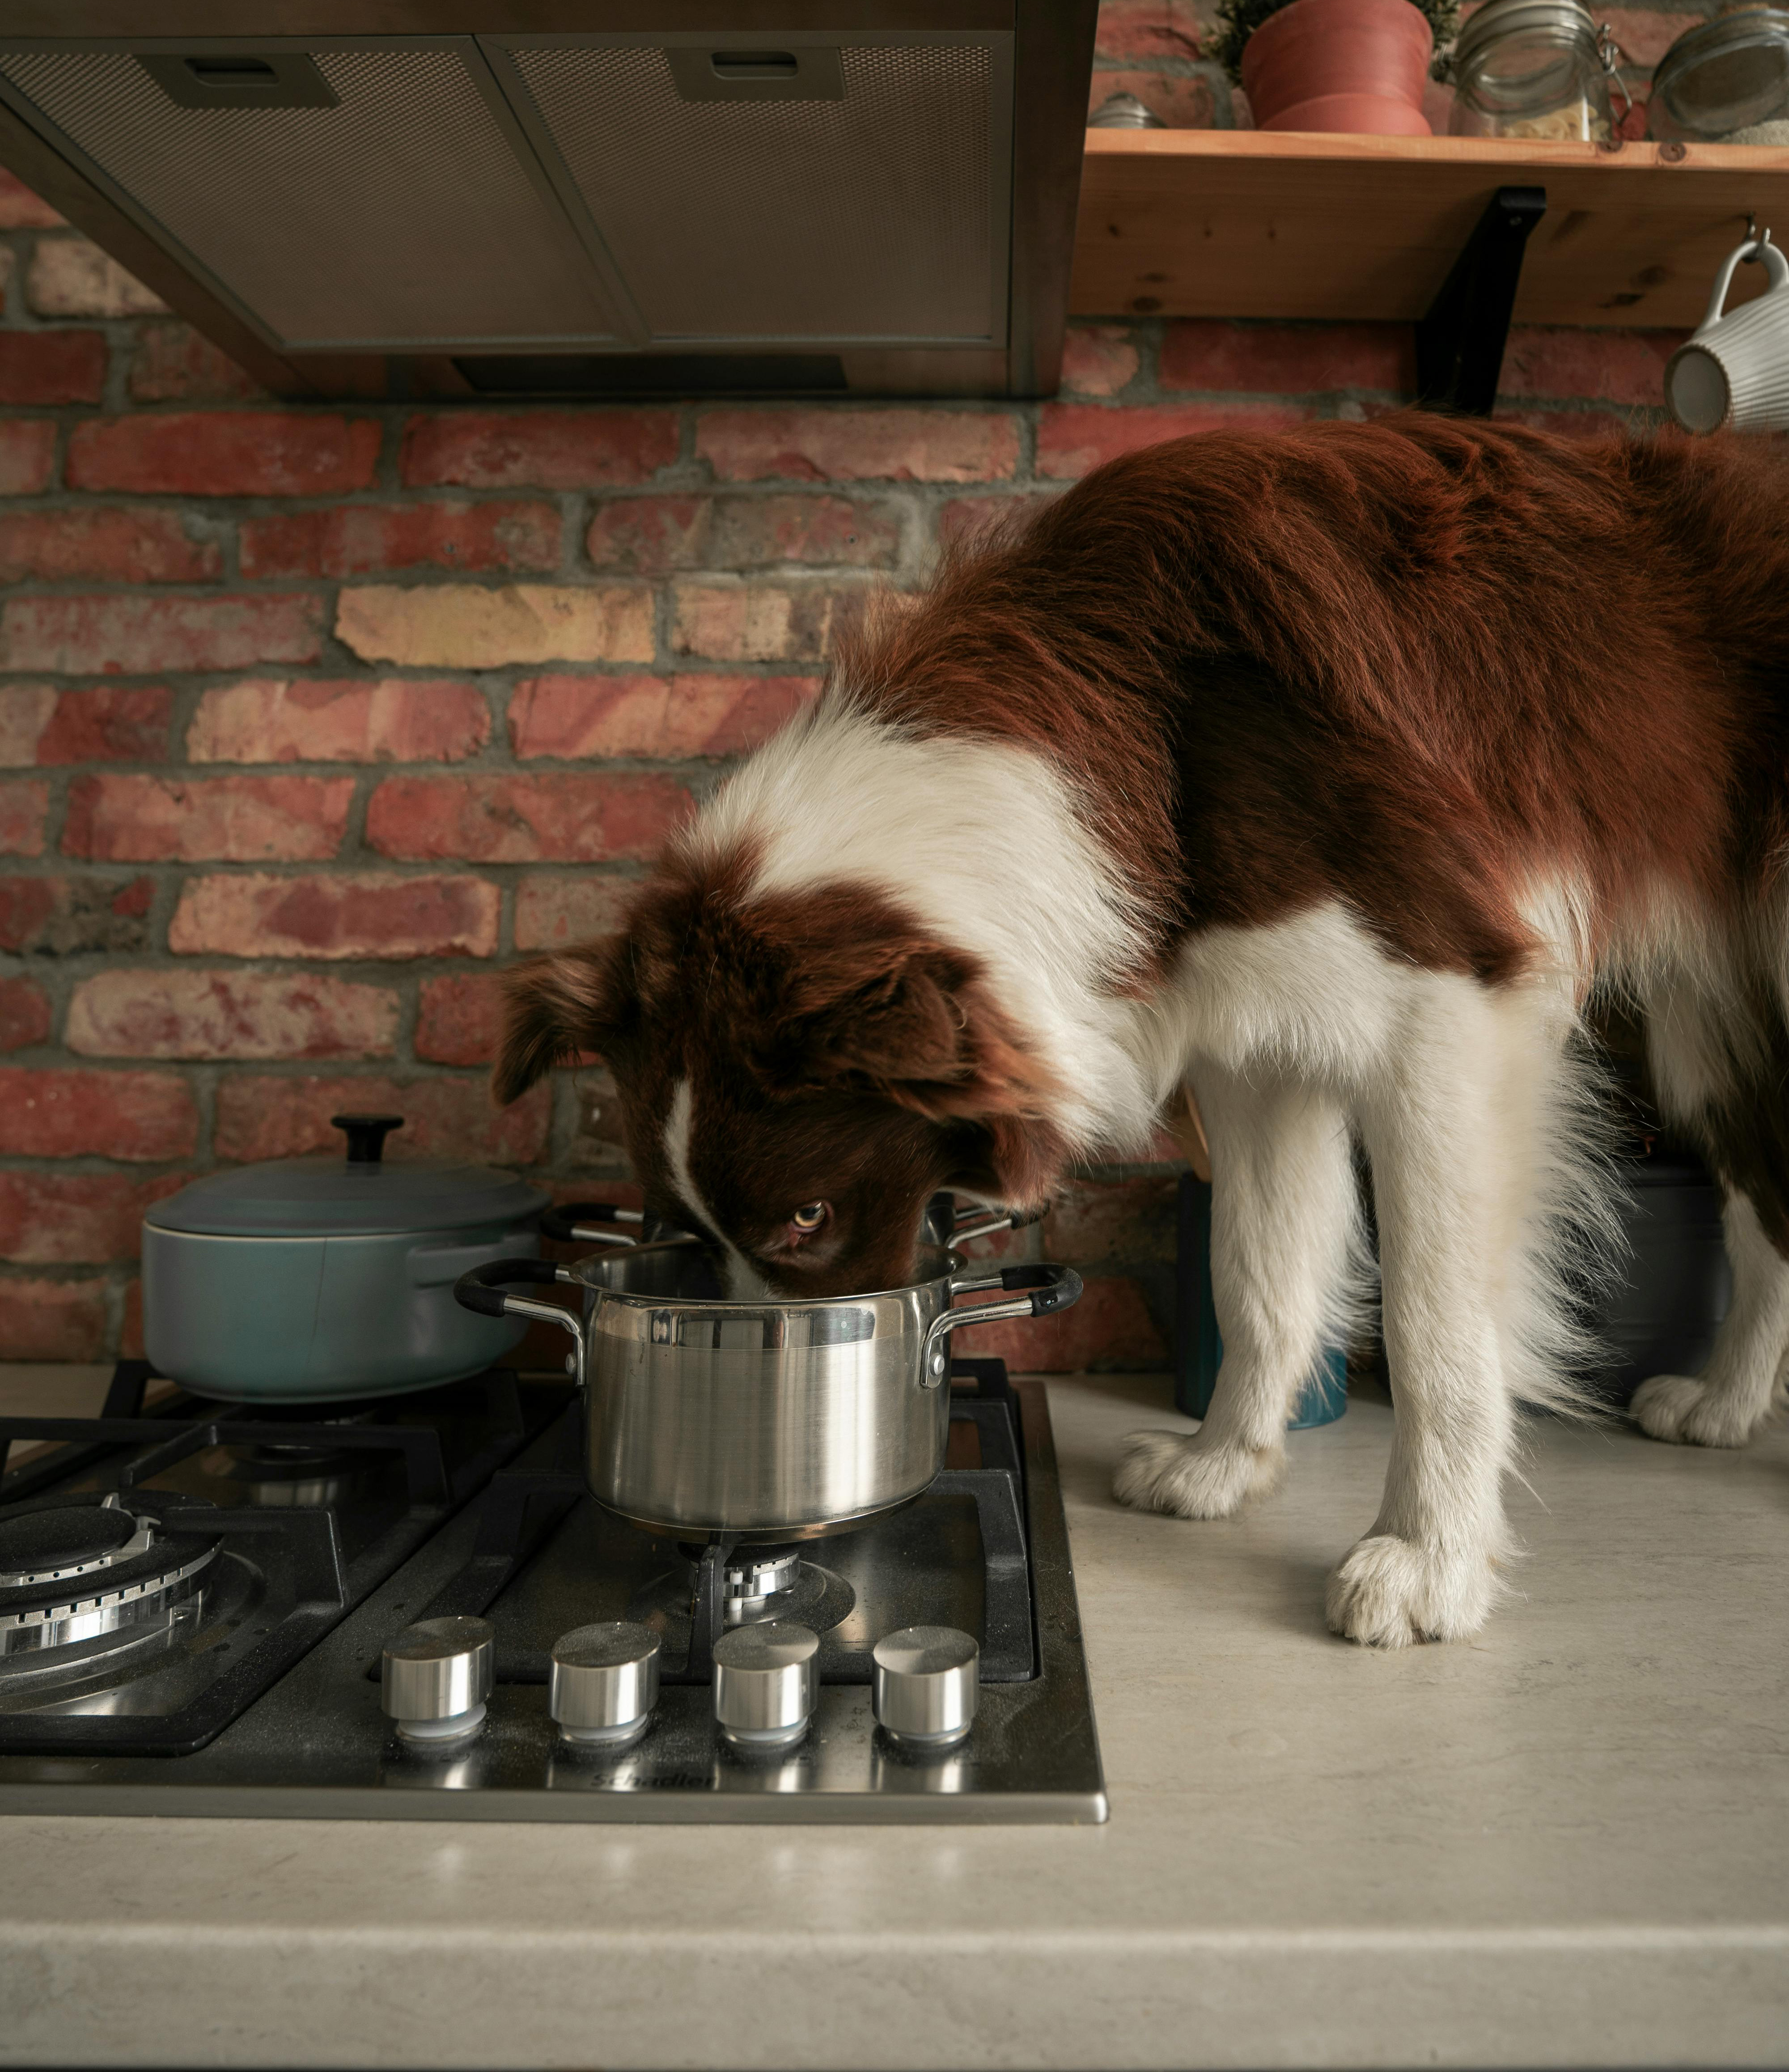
[1416,186,1547,417]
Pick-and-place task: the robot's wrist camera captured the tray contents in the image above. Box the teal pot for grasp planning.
[141,1113,577,1404]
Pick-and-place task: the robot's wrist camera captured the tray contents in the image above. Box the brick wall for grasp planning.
[0,4,1703,1367]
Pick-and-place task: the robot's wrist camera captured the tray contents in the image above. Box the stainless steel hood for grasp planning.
[0,5,1097,399]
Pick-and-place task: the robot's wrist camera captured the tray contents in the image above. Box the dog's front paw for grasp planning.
[1111,1430,1283,1520]
[1630,1372,1764,1448]
[1324,1534,1499,1648]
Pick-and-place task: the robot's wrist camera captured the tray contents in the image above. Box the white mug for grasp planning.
[1665,233,1789,434]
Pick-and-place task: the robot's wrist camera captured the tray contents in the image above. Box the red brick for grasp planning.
[1036,400,1313,479]
[1,685,172,766]
[170,872,499,960]
[697,408,1020,484]
[1089,68,1216,125]
[1497,326,1683,406]
[586,493,901,575]
[1486,405,1631,440]
[1095,0,1204,61]
[509,672,814,760]
[1060,325,1141,398]
[0,1066,198,1159]
[0,874,153,955]
[0,168,63,229]
[335,584,652,670]
[63,773,353,863]
[120,1274,142,1358]
[0,421,57,495]
[366,773,692,864]
[0,330,107,405]
[187,677,489,766]
[416,972,506,1065]
[400,410,678,490]
[513,875,639,951]
[1159,319,1413,395]
[0,594,324,675]
[240,501,562,579]
[939,491,1060,548]
[65,969,398,1061]
[0,778,47,856]
[670,580,854,663]
[0,974,50,1050]
[0,508,220,586]
[952,1273,1167,1370]
[214,1073,551,1166]
[128,322,265,403]
[27,239,164,319]
[1044,1176,1179,1264]
[0,1275,108,1359]
[66,412,382,497]
[0,1172,188,1265]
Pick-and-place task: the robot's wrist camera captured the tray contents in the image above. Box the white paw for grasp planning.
[1111,1429,1284,1520]
[1630,1373,1764,1449]
[1324,1534,1501,1648]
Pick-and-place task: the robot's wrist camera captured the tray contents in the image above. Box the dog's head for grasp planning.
[494,868,1064,1296]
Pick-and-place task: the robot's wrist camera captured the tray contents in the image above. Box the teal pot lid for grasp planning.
[145,1112,548,1238]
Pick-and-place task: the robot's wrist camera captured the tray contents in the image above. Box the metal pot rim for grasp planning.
[561,1237,966,1313]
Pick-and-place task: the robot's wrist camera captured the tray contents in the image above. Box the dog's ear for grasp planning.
[761,942,1055,1122]
[492,938,629,1105]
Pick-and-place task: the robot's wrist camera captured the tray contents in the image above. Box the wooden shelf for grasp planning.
[1069,129,1789,330]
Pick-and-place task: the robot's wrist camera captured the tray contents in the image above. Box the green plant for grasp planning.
[1210,0,1460,84]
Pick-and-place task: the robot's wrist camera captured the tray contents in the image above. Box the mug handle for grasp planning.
[1697,235,1789,336]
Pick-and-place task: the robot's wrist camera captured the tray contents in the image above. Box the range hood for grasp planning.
[0,5,1096,399]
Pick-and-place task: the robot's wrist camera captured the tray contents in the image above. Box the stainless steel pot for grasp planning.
[141,1112,636,1404]
[455,1207,1081,1542]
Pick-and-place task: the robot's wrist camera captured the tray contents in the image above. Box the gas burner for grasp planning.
[722,1546,801,1623]
[0,1498,219,1660]
[200,1437,371,1509]
[629,1544,856,1654]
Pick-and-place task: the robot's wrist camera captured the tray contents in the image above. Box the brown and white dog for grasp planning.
[496,413,1789,1647]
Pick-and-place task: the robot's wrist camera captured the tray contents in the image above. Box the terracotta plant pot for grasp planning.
[1242,0,1435,135]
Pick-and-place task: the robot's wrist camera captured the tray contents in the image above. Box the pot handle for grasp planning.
[945,1202,1048,1248]
[539,1200,645,1246]
[920,1264,1083,1387]
[454,1257,589,1384]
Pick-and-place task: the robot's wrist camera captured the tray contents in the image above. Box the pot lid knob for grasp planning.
[872,1625,979,1749]
[712,1619,818,1750]
[549,1621,661,1747]
[381,1615,493,1745]
[332,1112,403,1164]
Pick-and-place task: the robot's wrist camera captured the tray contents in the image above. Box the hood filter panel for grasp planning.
[0,45,620,351]
[506,41,1002,346]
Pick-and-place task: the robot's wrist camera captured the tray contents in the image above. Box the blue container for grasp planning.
[1174,1172,1348,1429]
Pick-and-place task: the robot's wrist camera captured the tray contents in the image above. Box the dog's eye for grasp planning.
[790,1201,829,1234]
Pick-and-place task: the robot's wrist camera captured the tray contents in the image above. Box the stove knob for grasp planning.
[872,1625,979,1749]
[381,1615,494,1745]
[550,1621,661,1747]
[712,1619,818,1750]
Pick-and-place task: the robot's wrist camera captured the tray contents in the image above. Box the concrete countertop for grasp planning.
[1,1365,1785,2070]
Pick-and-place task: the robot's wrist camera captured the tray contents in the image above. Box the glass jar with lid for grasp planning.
[1449,0,1626,140]
[1648,5,1789,144]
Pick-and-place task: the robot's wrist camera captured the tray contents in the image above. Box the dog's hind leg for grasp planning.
[1113,1062,1362,1520]
[1631,968,1789,1448]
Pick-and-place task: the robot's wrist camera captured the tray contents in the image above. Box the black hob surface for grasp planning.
[0,1361,1106,1823]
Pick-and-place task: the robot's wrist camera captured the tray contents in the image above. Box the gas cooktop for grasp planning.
[0,1360,1106,1824]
